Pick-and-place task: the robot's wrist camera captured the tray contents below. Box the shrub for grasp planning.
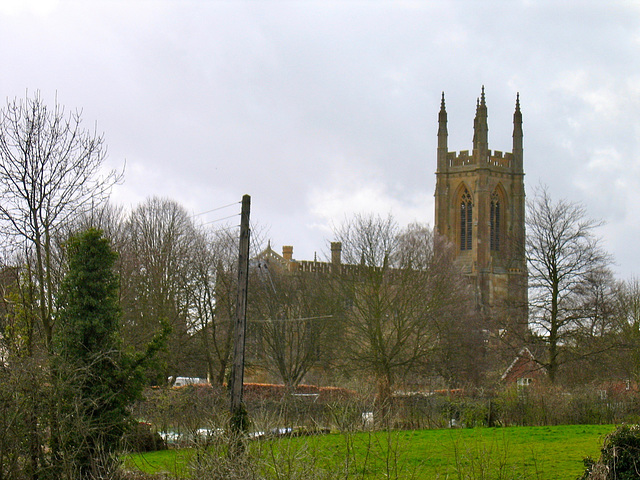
[123,422,166,453]
[580,424,640,480]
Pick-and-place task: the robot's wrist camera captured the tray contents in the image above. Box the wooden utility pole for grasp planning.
[230,194,250,442]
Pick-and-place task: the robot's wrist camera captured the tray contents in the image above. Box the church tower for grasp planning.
[434,88,527,337]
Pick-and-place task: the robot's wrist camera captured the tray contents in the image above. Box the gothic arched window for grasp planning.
[460,188,473,251]
[490,190,501,251]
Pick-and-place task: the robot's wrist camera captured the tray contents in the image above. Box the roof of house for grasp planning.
[501,347,545,382]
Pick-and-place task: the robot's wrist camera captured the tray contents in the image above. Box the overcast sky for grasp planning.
[1,0,639,277]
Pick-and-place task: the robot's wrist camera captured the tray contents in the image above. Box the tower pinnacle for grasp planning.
[473,87,489,159]
[437,92,448,169]
[438,92,447,135]
[513,92,523,172]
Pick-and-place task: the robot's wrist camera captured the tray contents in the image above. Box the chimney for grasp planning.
[331,242,342,265]
[282,245,293,261]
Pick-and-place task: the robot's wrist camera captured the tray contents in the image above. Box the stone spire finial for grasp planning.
[513,92,522,134]
[473,86,489,158]
[438,93,447,135]
[437,91,448,170]
[513,92,523,172]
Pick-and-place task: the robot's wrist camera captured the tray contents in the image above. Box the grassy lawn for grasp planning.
[125,424,614,479]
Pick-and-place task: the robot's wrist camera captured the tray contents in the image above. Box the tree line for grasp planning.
[0,93,639,478]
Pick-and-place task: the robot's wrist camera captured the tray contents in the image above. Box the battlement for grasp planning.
[446,150,513,169]
[488,151,513,168]
[447,150,472,167]
[294,260,365,276]
[295,260,332,274]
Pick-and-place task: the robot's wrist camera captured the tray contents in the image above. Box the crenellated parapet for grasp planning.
[487,151,514,168]
[447,151,472,167]
[445,150,514,169]
[295,260,332,274]
[294,260,370,276]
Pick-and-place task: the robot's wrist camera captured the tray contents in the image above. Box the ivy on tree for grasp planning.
[54,228,142,472]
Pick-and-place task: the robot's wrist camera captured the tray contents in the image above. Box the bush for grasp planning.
[123,422,166,453]
[580,424,640,480]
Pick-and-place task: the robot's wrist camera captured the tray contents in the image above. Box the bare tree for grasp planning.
[188,221,272,387]
[249,264,340,388]
[616,278,640,336]
[573,267,618,339]
[526,186,612,383]
[396,224,482,387]
[0,92,121,350]
[73,202,128,249]
[189,226,238,386]
[334,215,476,399]
[609,278,640,381]
[120,197,204,382]
[560,267,625,384]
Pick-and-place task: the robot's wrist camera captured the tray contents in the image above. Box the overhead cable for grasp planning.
[192,201,241,218]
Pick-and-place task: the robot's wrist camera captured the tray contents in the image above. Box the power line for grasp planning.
[191,201,241,218]
[204,314,335,324]
[249,315,334,324]
[248,220,267,258]
[215,224,241,232]
[200,213,240,226]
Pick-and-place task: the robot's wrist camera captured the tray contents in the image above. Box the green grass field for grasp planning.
[125,424,614,479]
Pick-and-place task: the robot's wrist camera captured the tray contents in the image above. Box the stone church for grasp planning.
[259,87,529,341]
[434,87,528,339]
